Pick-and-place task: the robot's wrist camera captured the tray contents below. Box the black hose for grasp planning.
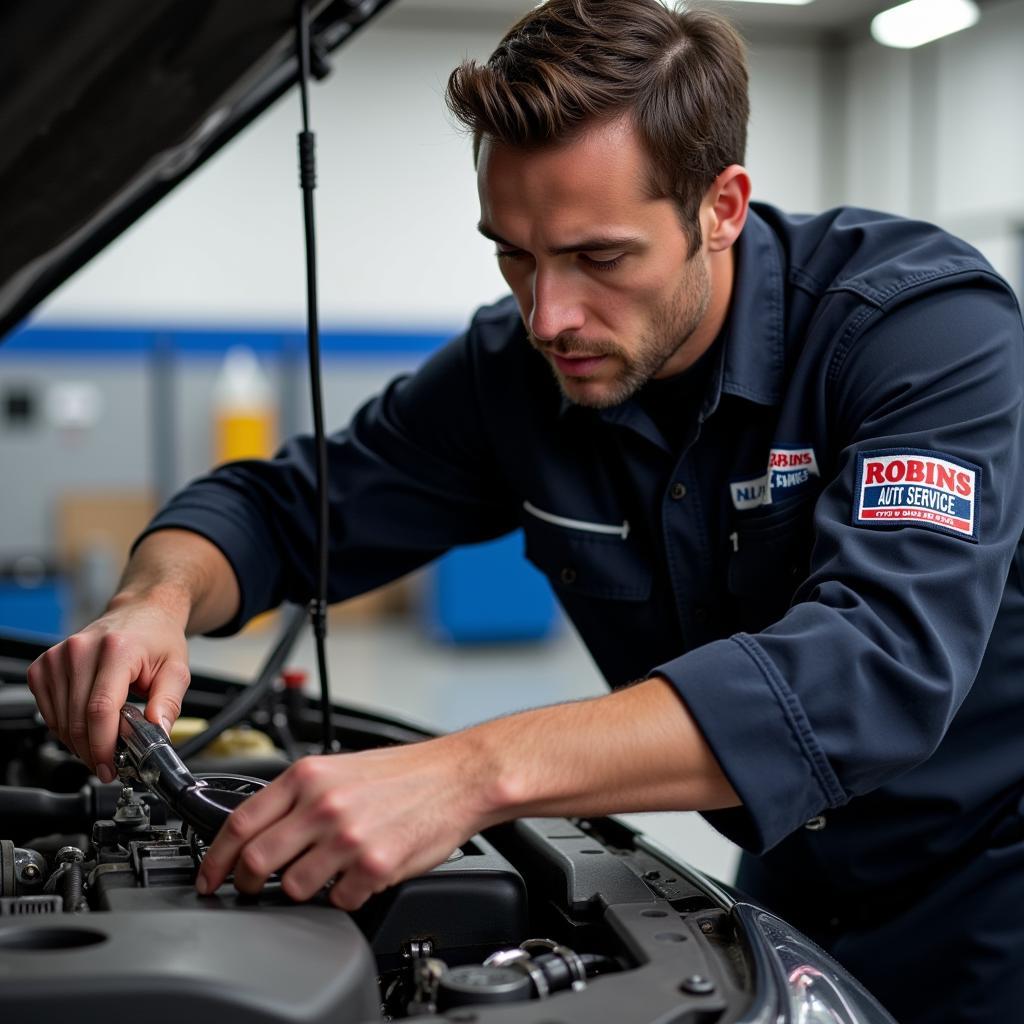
[61,862,83,913]
[175,604,307,761]
[0,787,91,838]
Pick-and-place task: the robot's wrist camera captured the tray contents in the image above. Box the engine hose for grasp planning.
[175,604,307,761]
[61,862,83,913]
[0,786,91,838]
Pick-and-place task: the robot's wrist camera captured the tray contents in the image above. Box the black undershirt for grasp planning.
[635,336,721,452]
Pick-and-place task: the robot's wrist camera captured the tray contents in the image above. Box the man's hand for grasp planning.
[26,597,191,782]
[25,529,240,782]
[194,678,740,910]
[196,736,495,910]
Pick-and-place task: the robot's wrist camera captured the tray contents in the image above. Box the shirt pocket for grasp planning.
[728,491,817,632]
[522,507,653,602]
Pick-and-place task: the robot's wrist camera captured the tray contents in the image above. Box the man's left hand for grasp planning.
[195,735,494,910]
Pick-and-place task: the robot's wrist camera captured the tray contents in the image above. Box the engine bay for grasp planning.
[0,634,756,1024]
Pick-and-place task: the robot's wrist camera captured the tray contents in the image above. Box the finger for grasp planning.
[327,855,392,912]
[280,831,362,903]
[64,637,102,767]
[26,655,58,737]
[142,659,189,737]
[197,778,298,893]
[233,815,320,896]
[85,649,140,780]
[49,647,73,755]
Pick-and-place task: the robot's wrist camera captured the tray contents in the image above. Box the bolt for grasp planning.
[698,919,714,934]
[56,846,85,864]
[680,974,715,995]
[21,863,41,881]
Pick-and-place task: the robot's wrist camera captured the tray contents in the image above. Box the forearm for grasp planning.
[460,675,740,827]
[107,529,241,636]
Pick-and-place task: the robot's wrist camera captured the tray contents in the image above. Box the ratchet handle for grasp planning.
[116,703,265,843]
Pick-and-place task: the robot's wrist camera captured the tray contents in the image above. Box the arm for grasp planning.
[27,529,239,780]
[29,309,523,779]
[197,676,738,909]
[659,282,1024,852]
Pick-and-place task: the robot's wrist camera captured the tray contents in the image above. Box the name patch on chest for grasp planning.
[853,449,980,542]
[730,446,820,511]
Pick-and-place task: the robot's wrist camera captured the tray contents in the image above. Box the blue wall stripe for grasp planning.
[0,324,456,358]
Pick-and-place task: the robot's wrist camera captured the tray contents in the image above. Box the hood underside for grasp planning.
[0,0,396,341]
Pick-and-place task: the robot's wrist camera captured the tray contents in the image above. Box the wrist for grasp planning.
[104,581,193,629]
[438,720,530,830]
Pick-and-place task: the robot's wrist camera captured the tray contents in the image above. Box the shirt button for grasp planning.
[560,567,577,585]
[804,815,827,831]
[670,482,687,500]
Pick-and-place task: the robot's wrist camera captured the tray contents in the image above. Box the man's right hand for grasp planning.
[24,529,241,784]
[26,597,191,783]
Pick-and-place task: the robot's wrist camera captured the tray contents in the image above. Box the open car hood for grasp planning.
[0,0,396,342]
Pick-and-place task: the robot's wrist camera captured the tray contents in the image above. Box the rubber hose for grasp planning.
[61,862,84,913]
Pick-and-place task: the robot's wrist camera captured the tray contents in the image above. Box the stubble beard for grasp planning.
[531,255,712,410]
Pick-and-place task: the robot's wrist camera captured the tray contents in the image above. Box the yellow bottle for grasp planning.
[213,345,277,463]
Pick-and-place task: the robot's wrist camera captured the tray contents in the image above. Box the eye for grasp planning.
[581,253,625,272]
[495,248,531,262]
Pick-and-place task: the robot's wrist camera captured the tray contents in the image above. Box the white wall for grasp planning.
[33,8,827,331]
[746,42,826,213]
[845,0,1024,292]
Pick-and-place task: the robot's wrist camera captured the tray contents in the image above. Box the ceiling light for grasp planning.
[871,0,980,48]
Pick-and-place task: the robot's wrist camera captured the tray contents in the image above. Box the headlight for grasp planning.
[736,905,897,1024]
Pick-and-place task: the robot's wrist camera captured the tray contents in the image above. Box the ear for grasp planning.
[703,165,751,253]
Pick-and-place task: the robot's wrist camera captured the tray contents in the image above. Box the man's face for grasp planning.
[477,117,714,409]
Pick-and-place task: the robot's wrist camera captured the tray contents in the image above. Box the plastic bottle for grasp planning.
[213,345,277,463]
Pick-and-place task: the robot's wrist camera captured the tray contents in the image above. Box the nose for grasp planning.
[528,268,585,343]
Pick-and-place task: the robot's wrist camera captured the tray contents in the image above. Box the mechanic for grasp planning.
[26,3,1024,1022]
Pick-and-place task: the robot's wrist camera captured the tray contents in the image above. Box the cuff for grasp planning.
[651,634,846,853]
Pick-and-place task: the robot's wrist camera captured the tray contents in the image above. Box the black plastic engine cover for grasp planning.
[0,890,382,1024]
[355,834,528,970]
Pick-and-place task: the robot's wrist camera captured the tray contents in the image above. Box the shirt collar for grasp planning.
[555,206,786,430]
[717,205,786,408]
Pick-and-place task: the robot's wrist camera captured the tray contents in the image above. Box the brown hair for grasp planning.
[446,0,749,255]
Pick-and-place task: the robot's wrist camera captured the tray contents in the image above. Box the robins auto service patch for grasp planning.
[853,448,980,542]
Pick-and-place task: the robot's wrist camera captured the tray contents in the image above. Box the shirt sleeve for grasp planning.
[137,322,520,636]
[651,282,1024,853]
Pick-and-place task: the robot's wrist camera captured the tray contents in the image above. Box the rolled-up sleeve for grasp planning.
[653,283,1024,852]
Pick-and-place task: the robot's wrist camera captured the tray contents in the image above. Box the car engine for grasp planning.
[0,636,758,1024]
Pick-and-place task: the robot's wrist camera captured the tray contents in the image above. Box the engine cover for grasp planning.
[0,890,381,1024]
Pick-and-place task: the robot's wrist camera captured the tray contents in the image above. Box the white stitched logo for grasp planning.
[730,446,819,511]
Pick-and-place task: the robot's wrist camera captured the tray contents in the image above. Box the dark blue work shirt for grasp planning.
[144,204,1024,900]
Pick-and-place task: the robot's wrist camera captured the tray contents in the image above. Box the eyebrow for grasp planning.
[477,222,644,256]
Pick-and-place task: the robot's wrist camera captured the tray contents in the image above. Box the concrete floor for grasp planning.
[188,612,741,884]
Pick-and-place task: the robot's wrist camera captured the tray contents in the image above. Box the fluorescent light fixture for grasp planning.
[871,0,980,48]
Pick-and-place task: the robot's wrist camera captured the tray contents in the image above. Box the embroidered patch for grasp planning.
[853,448,980,542]
[730,446,820,511]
